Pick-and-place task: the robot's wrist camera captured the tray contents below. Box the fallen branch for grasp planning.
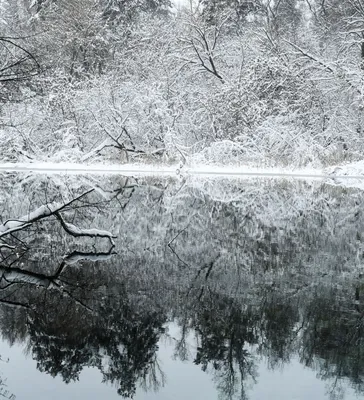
[0,298,32,310]
[0,189,94,237]
[0,189,117,247]
[55,211,116,246]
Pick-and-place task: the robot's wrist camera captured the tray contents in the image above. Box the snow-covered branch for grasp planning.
[54,211,116,246]
[0,189,116,246]
[0,189,93,237]
[285,40,363,97]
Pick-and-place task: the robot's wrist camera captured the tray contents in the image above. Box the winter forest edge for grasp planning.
[1,0,364,170]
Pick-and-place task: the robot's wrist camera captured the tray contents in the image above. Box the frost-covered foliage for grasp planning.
[1,0,364,167]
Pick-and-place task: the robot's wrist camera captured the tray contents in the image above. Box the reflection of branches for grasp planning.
[173,317,191,361]
[180,289,260,400]
[167,225,190,267]
[54,248,117,280]
[0,246,116,313]
[0,245,15,250]
[0,298,32,310]
[0,378,15,400]
[186,254,220,300]
[140,355,166,393]
[0,263,91,310]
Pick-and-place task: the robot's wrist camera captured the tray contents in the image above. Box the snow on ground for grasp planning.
[0,161,364,188]
[0,161,326,177]
[0,162,177,176]
[187,164,325,178]
[324,160,364,190]
[325,160,364,177]
[0,161,326,179]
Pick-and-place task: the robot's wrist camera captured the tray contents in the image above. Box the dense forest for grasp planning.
[1,0,364,167]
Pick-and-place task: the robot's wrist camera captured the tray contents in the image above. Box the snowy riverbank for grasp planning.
[1,160,364,182]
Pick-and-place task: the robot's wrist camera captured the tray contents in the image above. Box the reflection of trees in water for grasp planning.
[174,287,300,400]
[4,253,363,400]
[300,284,364,397]
[0,177,167,398]
[27,291,166,397]
[257,294,299,369]
[174,281,364,400]
[0,259,168,398]
[0,253,363,400]
[1,174,364,398]
[191,292,259,400]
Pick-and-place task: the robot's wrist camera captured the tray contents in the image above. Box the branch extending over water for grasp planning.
[0,189,116,245]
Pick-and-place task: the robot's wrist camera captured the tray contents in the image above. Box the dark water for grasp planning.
[0,172,363,400]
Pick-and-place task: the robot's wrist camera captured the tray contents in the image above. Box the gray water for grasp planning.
[0,172,363,400]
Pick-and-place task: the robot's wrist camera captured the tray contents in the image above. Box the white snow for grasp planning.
[0,161,326,178]
[187,164,325,178]
[0,161,364,187]
[325,160,364,190]
[0,162,177,176]
[59,219,116,245]
[0,191,116,243]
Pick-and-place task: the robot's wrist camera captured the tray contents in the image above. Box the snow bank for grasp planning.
[0,160,364,189]
[324,160,364,190]
[0,162,177,176]
[325,160,364,177]
[0,161,325,178]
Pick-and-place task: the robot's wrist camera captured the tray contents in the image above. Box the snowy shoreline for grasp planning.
[1,160,364,181]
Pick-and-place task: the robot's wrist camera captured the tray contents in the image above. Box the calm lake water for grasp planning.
[0,172,363,400]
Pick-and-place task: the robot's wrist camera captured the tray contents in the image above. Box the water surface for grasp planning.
[0,172,362,400]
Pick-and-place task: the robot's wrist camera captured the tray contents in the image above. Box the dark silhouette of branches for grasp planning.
[0,36,40,82]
